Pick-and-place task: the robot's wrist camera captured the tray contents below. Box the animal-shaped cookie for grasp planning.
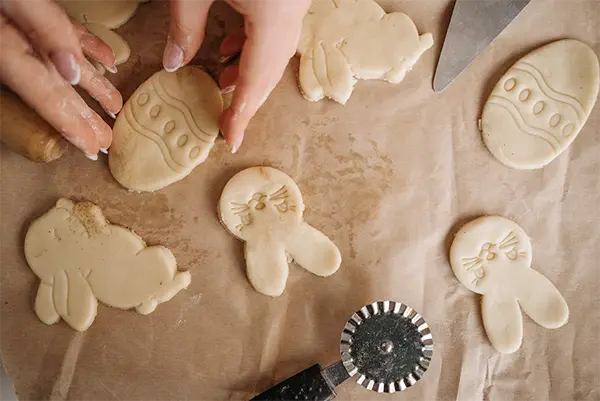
[297,0,433,104]
[480,39,600,169]
[219,167,342,296]
[449,216,569,353]
[109,66,223,191]
[24,198,191,331]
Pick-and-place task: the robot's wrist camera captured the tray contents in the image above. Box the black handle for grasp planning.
[250,364,336,401]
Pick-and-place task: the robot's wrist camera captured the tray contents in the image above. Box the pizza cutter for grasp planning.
[250,301,433,400]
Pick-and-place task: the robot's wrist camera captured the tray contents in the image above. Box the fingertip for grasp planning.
[163,40,184,72]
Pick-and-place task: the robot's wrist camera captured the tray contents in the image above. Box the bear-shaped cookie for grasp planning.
[449,216,569,353]
[297,0,433,104]
[24,198,191,331]
[219,167,341,297]
[109,66,223,192]
[480,39,600,169]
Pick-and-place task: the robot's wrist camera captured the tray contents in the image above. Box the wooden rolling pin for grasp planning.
[0,89,68,162]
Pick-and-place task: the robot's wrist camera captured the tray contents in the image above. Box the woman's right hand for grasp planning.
[0,0,123,160]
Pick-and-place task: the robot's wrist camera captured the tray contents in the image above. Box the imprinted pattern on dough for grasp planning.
[230,185,298,232]
[488,61,585,153]
[460,231,528,286]
[125,73,217,173]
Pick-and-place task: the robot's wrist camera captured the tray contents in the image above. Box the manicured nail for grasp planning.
[105,109,116,119]
[220,85,236,95]
[50,51,81,85]
[99,147,109,154]
[231,135,243,154]
[163,41,184,73]
[85,152,98,161]
[105,64,118,74]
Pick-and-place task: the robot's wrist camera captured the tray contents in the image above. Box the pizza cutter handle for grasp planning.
[250,364,337,401]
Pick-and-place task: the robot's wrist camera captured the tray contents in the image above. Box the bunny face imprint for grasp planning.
[24,198,191,331]
[450,216,532,295]
[219,167,305,242]
[219,167,342,297]
[449,216,569,353]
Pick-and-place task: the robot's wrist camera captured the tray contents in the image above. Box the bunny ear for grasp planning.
[34,282,60,325]
[285,222,342,277]
[299,48,325,102]
[53,270,98,331]
[481,294,523,354]
[312,42,354,104]
[245,240,289,297]
[516,268,569,329]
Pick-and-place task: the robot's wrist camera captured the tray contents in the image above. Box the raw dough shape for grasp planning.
[109,66,223,192]
[57,0,138,29]
[297,0,433,104]
[218,167,342,297]
[84,23,131,66]
[24,198,191,331]
[480,39,600,169]
[449,216,569,354]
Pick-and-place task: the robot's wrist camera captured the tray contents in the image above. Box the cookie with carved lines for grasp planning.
[480,39,599,169]
[219,167,342,297]
[449,216,569,353]
[109,67,223,191]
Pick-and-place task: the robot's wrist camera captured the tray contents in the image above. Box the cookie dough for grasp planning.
[84,23,131,65]
[480,39,600,169]
[57,0,138,29]
[219,167,341,297]
[109,66,223,191]
[297,0,433,104]
[449,216,569,353]
[24,198,191,331]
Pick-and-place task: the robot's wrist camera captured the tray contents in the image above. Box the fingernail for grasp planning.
[50,51,81,85]
[105,64,118,74]
[220,85,236,95]
[99,147,109,154]
[85,152,98,161]
[104,109,116,119]
[231,135,243,154]
[163,41,184,73]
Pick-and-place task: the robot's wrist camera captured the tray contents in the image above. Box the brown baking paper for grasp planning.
[1,0,599,399]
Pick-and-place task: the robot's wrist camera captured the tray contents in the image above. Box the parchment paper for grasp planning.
[1,0,599,400]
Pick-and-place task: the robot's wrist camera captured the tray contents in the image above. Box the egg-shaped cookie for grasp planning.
[480,39,599,169]
[109,67,223,192]
[57,0,138,29]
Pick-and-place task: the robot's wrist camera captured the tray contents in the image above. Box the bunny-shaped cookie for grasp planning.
[297,0,433,104]
[449,216,569,353]
[25,198,191,331]
[219,167,342,297]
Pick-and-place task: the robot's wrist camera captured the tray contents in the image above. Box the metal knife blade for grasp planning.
[433,0,531,92]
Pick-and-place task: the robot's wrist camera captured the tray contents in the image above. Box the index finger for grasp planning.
[221,2,308,152]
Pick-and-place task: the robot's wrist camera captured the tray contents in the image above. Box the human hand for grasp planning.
[0,0,123,160]
[163,0,310,153]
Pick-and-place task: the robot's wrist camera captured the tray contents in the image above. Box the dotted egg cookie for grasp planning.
[109,67,223,191]
[480,39,599,169]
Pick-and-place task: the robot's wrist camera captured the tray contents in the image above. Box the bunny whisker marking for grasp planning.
[270,186,289,201]
[499,240,519,249]
[499,231,517,246]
